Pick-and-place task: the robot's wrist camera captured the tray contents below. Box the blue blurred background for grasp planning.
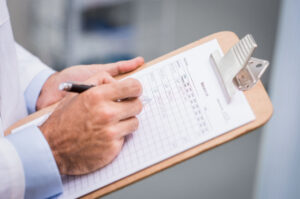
[7,0,299,198]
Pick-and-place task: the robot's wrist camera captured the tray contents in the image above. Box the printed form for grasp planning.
[13,39,255,198]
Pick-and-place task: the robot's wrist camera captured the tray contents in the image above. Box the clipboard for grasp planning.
[5,31,273,198]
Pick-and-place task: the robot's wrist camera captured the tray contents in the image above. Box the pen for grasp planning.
[59,82,95,93]
[59,82,152,104]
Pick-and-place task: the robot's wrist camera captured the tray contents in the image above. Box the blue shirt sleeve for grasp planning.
[24,69,56,114]
[6,125,63,199]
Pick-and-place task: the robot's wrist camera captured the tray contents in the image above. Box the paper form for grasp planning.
[12,39,255,199]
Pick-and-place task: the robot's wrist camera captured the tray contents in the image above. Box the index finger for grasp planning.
[102,78,143,100]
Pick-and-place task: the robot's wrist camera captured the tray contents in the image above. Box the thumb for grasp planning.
[92,57,145,77]
[84,71,116,86]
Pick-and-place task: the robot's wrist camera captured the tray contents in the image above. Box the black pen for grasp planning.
[59,82,95,93]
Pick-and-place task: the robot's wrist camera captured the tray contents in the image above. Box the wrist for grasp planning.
[39,122,65,174]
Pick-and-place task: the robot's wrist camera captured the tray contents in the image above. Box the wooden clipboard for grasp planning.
[5,31,273,198]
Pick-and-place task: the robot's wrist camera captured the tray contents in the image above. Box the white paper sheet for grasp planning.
[13,39,255,198]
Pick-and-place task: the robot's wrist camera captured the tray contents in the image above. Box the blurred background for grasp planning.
[7,0,299,199]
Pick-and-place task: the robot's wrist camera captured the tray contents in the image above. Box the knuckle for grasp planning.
[127,78,143,95]
[100,107,116,123]
[85,88,104,101]
[82,89,106,108]
[105,127,118,140]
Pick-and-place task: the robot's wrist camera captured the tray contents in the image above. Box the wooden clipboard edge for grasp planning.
[4,31,273,198]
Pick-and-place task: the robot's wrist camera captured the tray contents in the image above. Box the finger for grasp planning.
[114,117,139,138]
[102,57,144,76]
[102,78,143,100]
[83,71,116,86]
[114,98,143,121]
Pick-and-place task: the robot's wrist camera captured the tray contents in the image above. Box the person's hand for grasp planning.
[36,57,144,110]
[39,71,143,175]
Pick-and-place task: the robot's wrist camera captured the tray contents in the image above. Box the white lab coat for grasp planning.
[0,0,52,198]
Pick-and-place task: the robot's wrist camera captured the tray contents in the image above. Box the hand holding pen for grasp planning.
[41,75,144,175]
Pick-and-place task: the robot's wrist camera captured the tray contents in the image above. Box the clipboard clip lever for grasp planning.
[210,34,269,103]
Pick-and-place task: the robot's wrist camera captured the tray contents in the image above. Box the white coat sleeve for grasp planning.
[0,137,25,199]
[15,43,56,113]
[15,43,55,93]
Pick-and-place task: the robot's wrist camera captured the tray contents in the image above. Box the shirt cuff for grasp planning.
[25,69,56,114]
[6,125,63,199]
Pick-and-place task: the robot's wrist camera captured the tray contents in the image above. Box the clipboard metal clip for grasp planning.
[210,34,269,103]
